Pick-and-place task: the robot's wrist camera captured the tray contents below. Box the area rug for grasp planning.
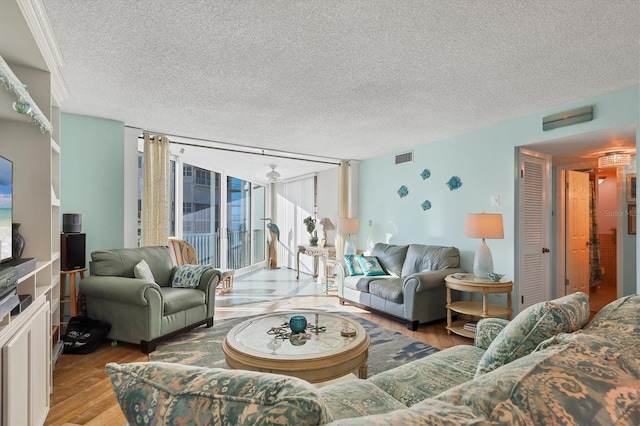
[150,309,439,377]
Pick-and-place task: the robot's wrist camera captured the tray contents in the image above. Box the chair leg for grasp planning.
[406,320,419,331]
[141,340,157,354]
[206,317,214,327]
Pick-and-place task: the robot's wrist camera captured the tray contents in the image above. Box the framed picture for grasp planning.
[626,174,636,202]
[628,204,636,235]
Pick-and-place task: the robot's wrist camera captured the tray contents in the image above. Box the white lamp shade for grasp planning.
[319,218,335,231]
[464,213,504,239]
[337,218,359,235]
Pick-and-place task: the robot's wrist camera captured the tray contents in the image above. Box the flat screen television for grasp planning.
[0,156,12,262]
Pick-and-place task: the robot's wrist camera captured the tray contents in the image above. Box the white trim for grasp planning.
[18,0,69,103]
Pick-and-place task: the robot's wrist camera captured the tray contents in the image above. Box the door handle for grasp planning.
[542,247,550,253]
[586,241,592,246]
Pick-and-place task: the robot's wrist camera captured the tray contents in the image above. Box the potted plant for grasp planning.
[303,216,318,246]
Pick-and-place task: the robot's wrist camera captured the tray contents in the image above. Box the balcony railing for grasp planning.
[184,229,265,269]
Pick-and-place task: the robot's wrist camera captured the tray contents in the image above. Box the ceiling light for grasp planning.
[266,165,281,182]
[598,152,631,169]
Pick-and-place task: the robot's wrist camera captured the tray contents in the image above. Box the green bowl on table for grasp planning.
[486,273,505,282]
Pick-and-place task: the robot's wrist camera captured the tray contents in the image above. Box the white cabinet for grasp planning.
[2,296,50,425]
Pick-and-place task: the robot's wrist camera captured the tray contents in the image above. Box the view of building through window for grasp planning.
[138,151,266,271]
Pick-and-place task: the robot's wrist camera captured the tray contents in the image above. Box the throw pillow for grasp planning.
[474,292,590,377]
[133,259,155,283]
[343,254,364,276]
[356,255,387,276]
[105,362,329,426]
[171,264,211,288]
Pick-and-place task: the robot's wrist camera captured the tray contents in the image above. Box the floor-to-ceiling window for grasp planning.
[183,164,221,266]
[227,176,251,269]
[252,184,266,264]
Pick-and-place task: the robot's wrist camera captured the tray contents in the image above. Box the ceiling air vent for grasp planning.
[395,151,413,165]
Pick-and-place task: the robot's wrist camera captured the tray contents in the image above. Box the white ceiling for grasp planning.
[30,1,640,183]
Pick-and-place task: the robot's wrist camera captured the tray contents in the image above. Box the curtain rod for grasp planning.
[129,126,342,166]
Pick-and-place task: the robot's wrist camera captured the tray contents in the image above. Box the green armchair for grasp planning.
[79,246,221,353]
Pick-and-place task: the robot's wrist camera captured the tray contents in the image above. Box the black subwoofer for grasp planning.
[61,233,86,271]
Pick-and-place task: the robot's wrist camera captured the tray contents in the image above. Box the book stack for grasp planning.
[463,321,477,333]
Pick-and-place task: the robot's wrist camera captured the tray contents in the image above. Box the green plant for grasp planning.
[303,216,316,235]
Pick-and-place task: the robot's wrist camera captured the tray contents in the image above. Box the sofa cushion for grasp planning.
[437,332,640,426]
[401,245,459,277]
[319,380,406,421]
[370,243,408,276]
[171,264,211,288]
[90,246,175,286]
[161,287,206,315]
[582,294,640,350]
[475,292,590,377]
[369,345,485,407]
[356,255,387,276]
[368,279,403,303]
[133,259,155,283]
[105,362,329,426]
[343,254,364,276]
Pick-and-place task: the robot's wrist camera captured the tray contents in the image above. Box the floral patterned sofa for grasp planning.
[106,292,640,425]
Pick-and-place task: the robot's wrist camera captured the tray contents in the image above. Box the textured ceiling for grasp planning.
[40,0,639,183]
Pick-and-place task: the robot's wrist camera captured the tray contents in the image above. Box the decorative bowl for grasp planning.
[289,315,308,333]
[486,273,505,282]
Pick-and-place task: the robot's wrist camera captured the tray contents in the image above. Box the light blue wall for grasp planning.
[359,85,639,303]
[61,113,126,262]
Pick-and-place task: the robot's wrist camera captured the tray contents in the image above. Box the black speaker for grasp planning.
[61,233,86,271]
[63,213,82,233]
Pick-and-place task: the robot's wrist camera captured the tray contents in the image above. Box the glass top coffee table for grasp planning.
[222,310,370,383]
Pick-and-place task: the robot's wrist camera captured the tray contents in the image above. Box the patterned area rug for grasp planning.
[150,308,439,377]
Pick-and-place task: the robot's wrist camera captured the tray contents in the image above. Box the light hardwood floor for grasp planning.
[45,294,469,425]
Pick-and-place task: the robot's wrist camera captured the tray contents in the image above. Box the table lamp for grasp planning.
[318,218,335,247]
[337,218,359,255]
[464,213,504,277]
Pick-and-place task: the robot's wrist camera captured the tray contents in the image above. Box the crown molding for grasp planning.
[17,0,69,105]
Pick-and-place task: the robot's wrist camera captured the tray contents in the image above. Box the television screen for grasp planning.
[0,156,12,262]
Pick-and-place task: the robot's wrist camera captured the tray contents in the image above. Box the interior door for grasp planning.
[566,170,590,294]
[517,150,552,309]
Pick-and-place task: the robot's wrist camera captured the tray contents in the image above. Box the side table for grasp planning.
[296,245,336,280]
[445,273,513,338]
[60,268,87,327]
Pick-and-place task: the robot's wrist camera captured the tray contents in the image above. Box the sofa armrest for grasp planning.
[403,268,466,292]
[80,275,162,307]
[197,268,221,318]
[474,317,510,350]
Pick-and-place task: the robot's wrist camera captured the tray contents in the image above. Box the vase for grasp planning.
[12,223,25,259]
[308,236,318,246]
[289,315,307,333]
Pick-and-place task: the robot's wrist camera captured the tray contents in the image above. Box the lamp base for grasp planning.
[473,239,494,278]
[344,235,356,255]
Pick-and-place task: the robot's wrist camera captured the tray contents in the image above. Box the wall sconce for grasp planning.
[464,213,504,277]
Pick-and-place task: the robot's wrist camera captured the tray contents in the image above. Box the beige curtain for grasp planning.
[141,133,170,247]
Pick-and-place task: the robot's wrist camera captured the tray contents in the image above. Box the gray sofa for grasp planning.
[335,243,465,330]
[79,246,221,353]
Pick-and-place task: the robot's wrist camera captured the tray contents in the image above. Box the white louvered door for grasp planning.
[518,150,552,309]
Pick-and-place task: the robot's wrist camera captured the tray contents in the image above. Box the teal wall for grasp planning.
[359,85,639,305]
[61,113,126,262]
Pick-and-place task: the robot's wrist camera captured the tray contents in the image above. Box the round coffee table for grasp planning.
[222,311,370,383]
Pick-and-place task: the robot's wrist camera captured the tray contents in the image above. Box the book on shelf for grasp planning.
[463,321,477,332]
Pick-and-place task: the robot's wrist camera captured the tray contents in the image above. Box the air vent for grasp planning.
[395,151,413,165]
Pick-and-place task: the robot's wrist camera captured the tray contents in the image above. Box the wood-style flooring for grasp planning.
[45,286,615,425]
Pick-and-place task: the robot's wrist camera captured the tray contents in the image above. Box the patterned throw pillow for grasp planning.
[171,264,211,288]
[133,259,155,282]
[475,292,590,377]
[356,255,387,276]
[343,254,364,276]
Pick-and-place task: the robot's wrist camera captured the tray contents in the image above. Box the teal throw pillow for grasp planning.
[356,255,387,276]
[343,254,364,276]
[171,264,211,288]
[133,259,155,283]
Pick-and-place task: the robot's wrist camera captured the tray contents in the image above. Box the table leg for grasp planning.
[358,360,368,379]
[507,291,512,320]
[312,256,318,278]
[446,287,452,334]
[482,291,489,317]
[296,250,301,280]
[69,273,77,317]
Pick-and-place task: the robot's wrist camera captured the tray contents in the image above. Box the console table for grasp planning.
[296,245,336,280]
